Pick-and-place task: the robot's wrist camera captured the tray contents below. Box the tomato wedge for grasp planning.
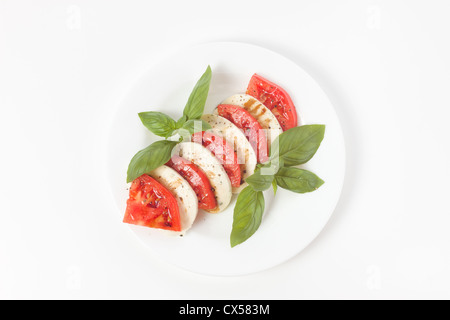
[123,175,181,231]
[246,73,298,131]
[166,156,217,211]
[216,104,268,163]
[192,131,242,188]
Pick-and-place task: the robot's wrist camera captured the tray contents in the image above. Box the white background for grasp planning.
[1,0,449,299]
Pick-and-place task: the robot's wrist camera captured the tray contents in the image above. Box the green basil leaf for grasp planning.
[126,140,178,183]
[181,119,212,135]
[230,186,265,248]
[270,124,325,166]
[272,179,278,195]
[275,167,324,193]
[138,112,177,138]
[183,65,212,120]
[245,168,274,192]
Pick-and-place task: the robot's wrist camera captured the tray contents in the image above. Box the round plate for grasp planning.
[106,42,345,276]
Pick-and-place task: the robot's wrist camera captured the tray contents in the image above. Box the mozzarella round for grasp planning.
[149,165,198,233]
[173,142,232,213]
[201,114,257,194]
[221,93,283,148]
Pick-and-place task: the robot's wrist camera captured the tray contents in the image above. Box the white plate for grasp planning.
[106,42,345,276]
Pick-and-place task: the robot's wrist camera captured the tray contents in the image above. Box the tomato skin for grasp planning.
[246,73,298,131]
[216,104,269,163]
[192,131,242,188]
[123,175,181,231]
[166,156,217,211]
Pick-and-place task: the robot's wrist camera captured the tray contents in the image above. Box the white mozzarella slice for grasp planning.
[173,142,232,213]
[149,165,198,233]
[201,114,257,194]
[221,93,283,148]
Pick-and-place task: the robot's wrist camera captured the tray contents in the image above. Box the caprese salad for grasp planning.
[124,66,325,247]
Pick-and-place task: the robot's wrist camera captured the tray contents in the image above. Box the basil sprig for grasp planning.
[230,124,326,247]
[126,66,212,183]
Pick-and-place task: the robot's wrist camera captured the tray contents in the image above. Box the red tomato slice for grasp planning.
[192,131,242,188]
[246,73,298,131]
[123,175,181,231]
[216,104,269,163]
[166,156,217,211]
